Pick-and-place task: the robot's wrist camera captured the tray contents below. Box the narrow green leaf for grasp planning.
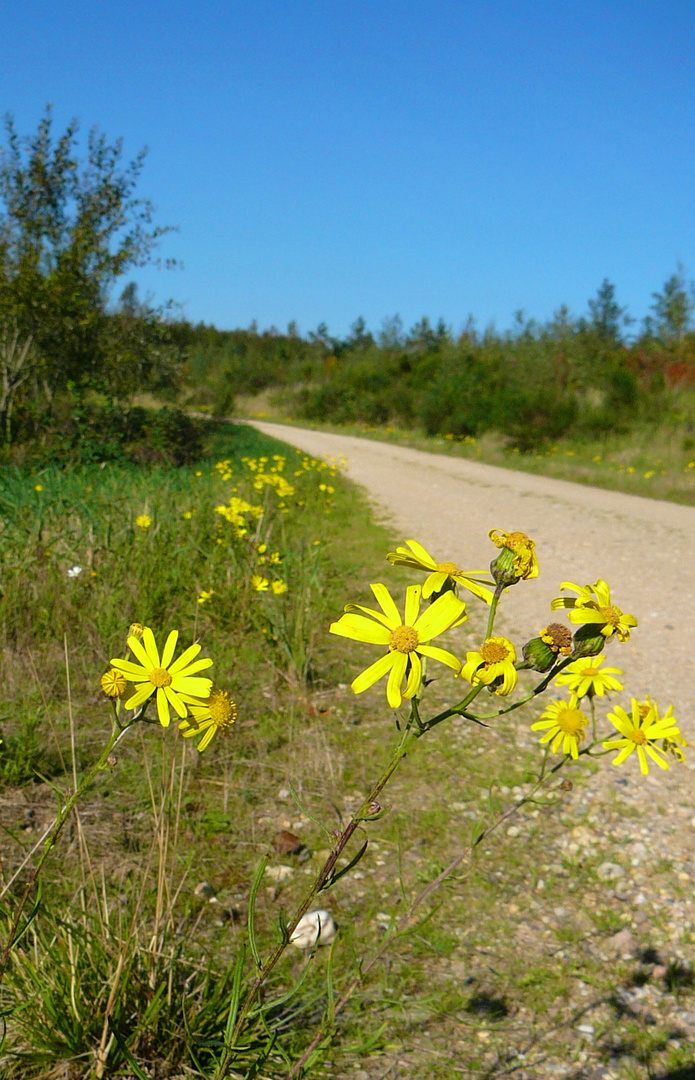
[107,1019,150,1080]
[247,855,268,970]
[224,944,247,1045]
[321,838,368,891]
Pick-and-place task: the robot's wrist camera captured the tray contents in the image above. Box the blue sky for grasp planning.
[2,0,694,337]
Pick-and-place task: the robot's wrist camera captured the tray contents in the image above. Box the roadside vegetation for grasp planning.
[1,109,695,1080]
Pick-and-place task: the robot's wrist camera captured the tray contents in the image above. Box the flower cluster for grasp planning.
[331,529,685,778]
[102,625,236,753]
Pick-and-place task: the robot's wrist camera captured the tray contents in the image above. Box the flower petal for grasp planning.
[330,614,392,645]
[172,676,213,696]
[156,687,171,727]
[404,539,438,568]
[370,584,401,628]
[161,630,178,669]
[404,585,421,627]
[124,684,155,710]
[127,636,155,670]
[351,652,395,695]
[414,592,466,640]
[387,651,408,708]
[169,642,202,674]
[417,644,462,671]
[404,652,422,699]
[164,685,188,718]
[142,627,160,667]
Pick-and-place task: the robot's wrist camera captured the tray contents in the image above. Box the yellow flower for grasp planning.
[179,688,237,751]
[128,622,146,640]
[198,589,214,605]
[183,510,193,519]
[531,697,587,759]
[135,514,152,530]
[603,698,681,775]
[555,655,623,698]
[34,484,43,492]
[489,529,539,582]
[110,628,213,727]
[551,579,637,641]
[271,580,287,594]
[251,575,269,591]
[100,669,127,699]
[461,636,518,696]
[330,583,466,708]
[386,539,493,602]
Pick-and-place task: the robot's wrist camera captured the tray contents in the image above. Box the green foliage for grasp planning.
[0,108,178,441]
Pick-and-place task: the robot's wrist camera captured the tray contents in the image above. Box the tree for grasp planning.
[586,279,631,344]
[0,106,172,410]
[649,266,693,342]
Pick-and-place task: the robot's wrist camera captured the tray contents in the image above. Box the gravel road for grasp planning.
[251,421,695,722]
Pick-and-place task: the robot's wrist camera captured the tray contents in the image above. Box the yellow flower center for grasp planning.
[208,689,237,730]
[149,667,173,688]
[555,707,585,736]
[581,667,600,677]
[629,728,647,745]
[599,606,621,627]
[436,561,460,575]
[390,625,420,653]
[480,641,509,665]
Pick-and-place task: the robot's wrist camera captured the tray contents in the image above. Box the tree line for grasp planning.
[2,109,694,457]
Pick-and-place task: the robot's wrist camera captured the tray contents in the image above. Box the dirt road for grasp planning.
[251,422,695,722]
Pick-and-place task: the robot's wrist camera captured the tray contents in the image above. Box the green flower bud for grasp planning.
[490,546,522,587]
[571,624,606,658]
[522,636,557,673]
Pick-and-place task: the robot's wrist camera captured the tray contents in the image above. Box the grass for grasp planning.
[235,391,695,506]
[0,418,693,1078]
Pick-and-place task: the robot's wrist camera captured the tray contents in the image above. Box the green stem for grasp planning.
[219,707,423,1075]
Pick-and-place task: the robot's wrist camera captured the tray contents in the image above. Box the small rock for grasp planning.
[607,928,636,957]
[194,881,218,903]
[272,830,304,855]
[374,911,392,930]
[290,909,338,949]
[277,787,290,799]
[265,865,294,883]
[576,1023,594,1036]
[633,909,650,925]
[652,964,668,979]
[506,826,520,837]
[597,861,625,882]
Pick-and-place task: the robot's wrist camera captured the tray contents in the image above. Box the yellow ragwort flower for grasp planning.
[135,514,152,530]
[555,655,623,698]
[539,623,573,656]
[532,696,587,758]
[386,539,493,602]
[128,622,146,640]
[179,688,237,751]
[251,575,269,592]
[330,583,466,708]
[551,579,637,641]
[603,698,681,775]
[100,669,127,699]
[489,529,539,580]
[198,589,214,605]
[271,580,287,594]
[110,628,213,727]
[461,636,518,696]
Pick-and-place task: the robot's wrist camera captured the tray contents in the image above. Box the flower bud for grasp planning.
[522,636,557,672]
[571,624,606,658]
[490,545,522,587]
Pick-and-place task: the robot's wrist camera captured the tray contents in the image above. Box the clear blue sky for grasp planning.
[2,0,694,338]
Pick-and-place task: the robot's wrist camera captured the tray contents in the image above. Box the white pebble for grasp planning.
[290,910,337,949]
